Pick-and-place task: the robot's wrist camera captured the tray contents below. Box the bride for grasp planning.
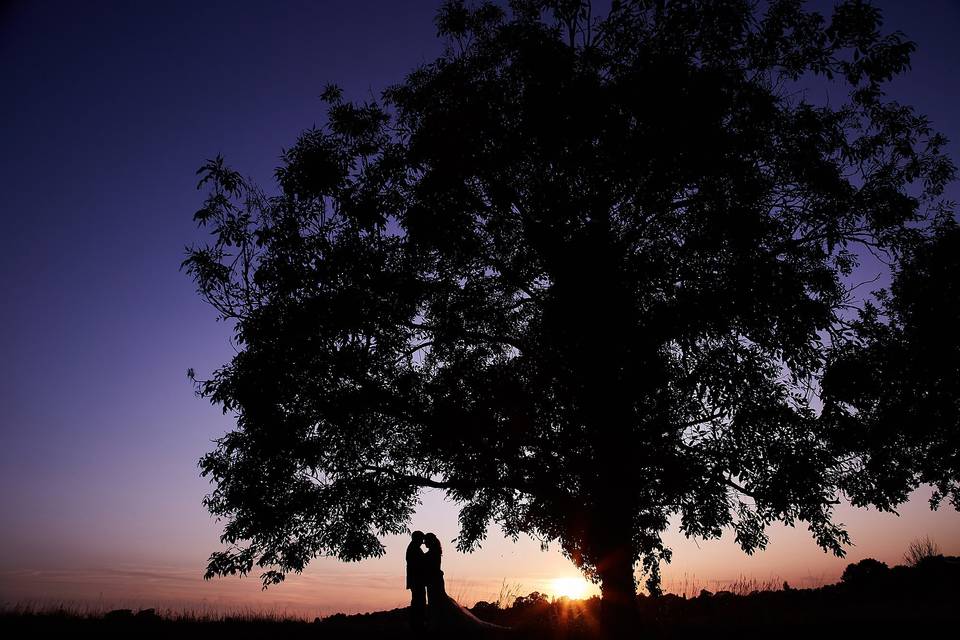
[423,533,508,631]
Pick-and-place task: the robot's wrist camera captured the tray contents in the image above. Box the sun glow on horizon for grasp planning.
[550,576,593,600]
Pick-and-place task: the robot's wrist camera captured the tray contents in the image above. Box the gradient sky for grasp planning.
[1,0,959,619]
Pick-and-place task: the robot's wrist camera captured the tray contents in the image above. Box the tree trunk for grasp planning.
[589,488,639,637]
[597,543,638,638]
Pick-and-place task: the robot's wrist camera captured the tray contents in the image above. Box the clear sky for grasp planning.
[1,0,959,619]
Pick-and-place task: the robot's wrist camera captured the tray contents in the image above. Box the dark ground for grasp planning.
[3,556,958,639]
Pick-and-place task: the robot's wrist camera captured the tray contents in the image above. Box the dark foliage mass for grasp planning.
[183,0,957,619]
[822,227,960,512]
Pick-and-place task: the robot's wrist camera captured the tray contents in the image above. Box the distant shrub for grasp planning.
[903,536,941,567]
[104,609,134,619]
[512,592,550,610]
[841,558,889,587]
[470,600,499,619]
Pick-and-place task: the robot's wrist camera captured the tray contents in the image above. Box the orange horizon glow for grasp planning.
[2,487,958,618]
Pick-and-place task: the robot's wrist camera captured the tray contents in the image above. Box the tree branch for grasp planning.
[405,322,527,353]
[360,464,534,496]
[361,465,464,490]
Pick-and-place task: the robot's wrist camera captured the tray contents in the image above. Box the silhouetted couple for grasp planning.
[406,530,445,630]
[406,530,509,632]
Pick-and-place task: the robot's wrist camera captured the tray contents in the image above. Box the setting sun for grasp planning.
[550,577,593,600]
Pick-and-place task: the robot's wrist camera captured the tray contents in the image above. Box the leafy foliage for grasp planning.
[183,0,956,604]
[823,226,960,513]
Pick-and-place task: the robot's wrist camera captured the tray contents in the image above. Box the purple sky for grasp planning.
[1,0,959,616]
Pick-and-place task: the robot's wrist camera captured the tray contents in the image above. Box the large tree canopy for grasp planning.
[184,0,957,619]
[822,225,960,513]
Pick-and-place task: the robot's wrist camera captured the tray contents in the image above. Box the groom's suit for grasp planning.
[406,539,426,629]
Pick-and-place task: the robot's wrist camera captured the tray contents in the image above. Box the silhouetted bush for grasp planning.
[903,535,942,566]
[470,600,502,620]
[841,558,890,588]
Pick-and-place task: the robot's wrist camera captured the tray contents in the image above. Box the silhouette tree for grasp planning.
[184,0,957,630]
[823,225,960,514]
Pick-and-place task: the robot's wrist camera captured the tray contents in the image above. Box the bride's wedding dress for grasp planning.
[425,548,508,631]
[429,581,508,630]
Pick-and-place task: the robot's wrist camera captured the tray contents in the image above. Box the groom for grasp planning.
[406,530,427,630]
